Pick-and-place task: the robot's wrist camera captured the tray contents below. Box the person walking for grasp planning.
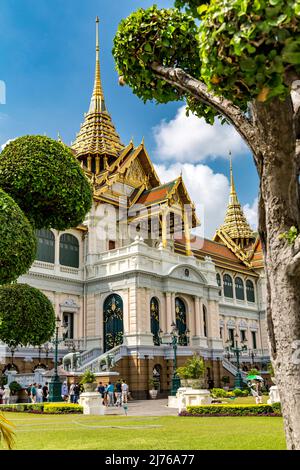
[31,383,37,403]
[61,381,69,401]
[42,382,49,402]
[115,380,122,407]
[73,382,80,404]
[97,382,106,406]
[106,382,114,407]
[121,380,129,404]
[3,385,10,405]
[69,382,76,404]
[36,384,43,403]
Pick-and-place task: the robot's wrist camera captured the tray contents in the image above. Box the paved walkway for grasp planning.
[104,399,178,416]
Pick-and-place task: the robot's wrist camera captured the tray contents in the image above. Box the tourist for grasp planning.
[42,382,49,402]
[31,383,37,403]
[36,384,43,403]
[115,380,122,406]
[254,380,263,404]
[73,382,80,404]
[61,381,69,401]
[26,384,32,403]
[97,382,106,405]
[106,381,114,406]
[3,385,10,405]
[0,386,5,404]
[121,380,129,404]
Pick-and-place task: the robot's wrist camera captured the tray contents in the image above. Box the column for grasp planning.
[194,296,201,337]
[87,155,92,172]
[183,208,192,256]
[161,209,168,249]
[54,230,60,267]
[171,292,176,325]
[95,156,100,174]
[166,293,172,333]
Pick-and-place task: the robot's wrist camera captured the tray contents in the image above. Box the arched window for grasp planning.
[235,277,245,300]
[246,280,255,302]
[175,297,188,346]
[103,294,123,352]
[36,229,55,263]
[216,273,222,296]
[150,297,160,346]
[223,274,233,298]
[203,305,208,337]
[59,234,79,268]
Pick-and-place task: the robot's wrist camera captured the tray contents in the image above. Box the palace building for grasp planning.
[1,19,270,397]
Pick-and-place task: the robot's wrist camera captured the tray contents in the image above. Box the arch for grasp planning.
[203,305,208,337]
[246,280,255,302]
[36,229,55,263]
[59,233,79,268]
[168,265,207,284]
[223,274,233,298]
[150,297,160,346]
[235,277,245,300]
[175,297,188,346]
[103,294,123,352]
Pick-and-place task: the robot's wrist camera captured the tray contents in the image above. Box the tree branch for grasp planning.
[151,63,260,155]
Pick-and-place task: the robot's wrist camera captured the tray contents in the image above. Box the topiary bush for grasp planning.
[0,284,55,347]
[0,135,93,230]
[233,388,244,397]
[211,388,227,398]
[181,403,282,417]
[0,188,36,285]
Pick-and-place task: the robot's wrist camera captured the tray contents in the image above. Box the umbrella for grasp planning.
[246,374,264,381]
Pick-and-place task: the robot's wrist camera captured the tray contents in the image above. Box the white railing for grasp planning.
[76,345,126,373]
[222,358,248,380]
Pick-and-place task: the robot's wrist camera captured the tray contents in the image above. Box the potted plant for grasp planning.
[176,355,205,389]
[79,370,97,392]
[149,378,159,399]
[9,381,22,403]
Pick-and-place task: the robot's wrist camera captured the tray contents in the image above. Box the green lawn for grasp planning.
[3,413,286,450]
[222,396,269,405]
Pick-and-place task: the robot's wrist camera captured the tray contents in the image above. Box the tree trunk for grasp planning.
[252,97,300,450]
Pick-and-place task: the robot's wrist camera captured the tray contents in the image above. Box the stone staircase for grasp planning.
[75,345,127,373]
[222,357,248,382]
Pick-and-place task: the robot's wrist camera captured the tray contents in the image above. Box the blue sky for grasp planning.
[0,0,259,236]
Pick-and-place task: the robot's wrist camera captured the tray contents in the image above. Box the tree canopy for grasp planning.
[113,1,300,123]
[0,188,36,285]
[0,284,55,347]
[0,135,93,230]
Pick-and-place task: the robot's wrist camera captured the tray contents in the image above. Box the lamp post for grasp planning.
[48,316,68,402]
[170,322,181,396]
[226,332,247,389]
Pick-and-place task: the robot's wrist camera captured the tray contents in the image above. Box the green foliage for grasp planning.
[176,354,205,379]
[79,370,96,384]
[0,284,55,347]
[149,378,160,389]
[199,0,300,110]
[43,403,83,414]
[221,375,230,384]
[0,188,36,285]
[185,403,282,416]
[9,381,22,395]
[113,1,300,122]
[113,6,201,104]
[0,403,83,414]
[233,388,244,397]
[211,388,227,398]
[279,226,298,244]
[249,368,260,376]
[0,135,93,230]
[267,362,275,377]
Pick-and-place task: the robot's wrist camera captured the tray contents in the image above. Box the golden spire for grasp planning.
[72,17,124,168]
[219,153,254,245]
[88,16,105,113]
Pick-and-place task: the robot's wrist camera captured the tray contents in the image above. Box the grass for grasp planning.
[2,412,286,450]
[222,396,269,405]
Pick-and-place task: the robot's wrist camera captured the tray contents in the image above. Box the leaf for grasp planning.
[257,87,270,102]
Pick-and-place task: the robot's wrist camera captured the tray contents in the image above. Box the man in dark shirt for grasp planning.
[42,382,48,402]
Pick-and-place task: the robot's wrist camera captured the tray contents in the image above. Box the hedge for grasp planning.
[180,403,282,417]
[0,403,83,414]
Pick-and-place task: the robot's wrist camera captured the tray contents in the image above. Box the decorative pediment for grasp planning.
[124,158,146,188]
[168,265,207,284]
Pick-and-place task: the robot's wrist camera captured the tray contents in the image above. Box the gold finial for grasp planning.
[141,136,145,146]
[88,16,105,113]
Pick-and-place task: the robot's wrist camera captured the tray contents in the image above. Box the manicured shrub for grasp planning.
[0,135,93,230]
[181,404,282,417]
[211,388,227,398]
[233,388,244,397]
[0,284,55,347]
[0,403,44,413]
[43,403,83,414]
[0,188,36,285]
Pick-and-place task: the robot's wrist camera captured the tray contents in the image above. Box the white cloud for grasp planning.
[154,162,230,238]
[0,138,14,151]
[153,105,248,162]
[243,197,258,230]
